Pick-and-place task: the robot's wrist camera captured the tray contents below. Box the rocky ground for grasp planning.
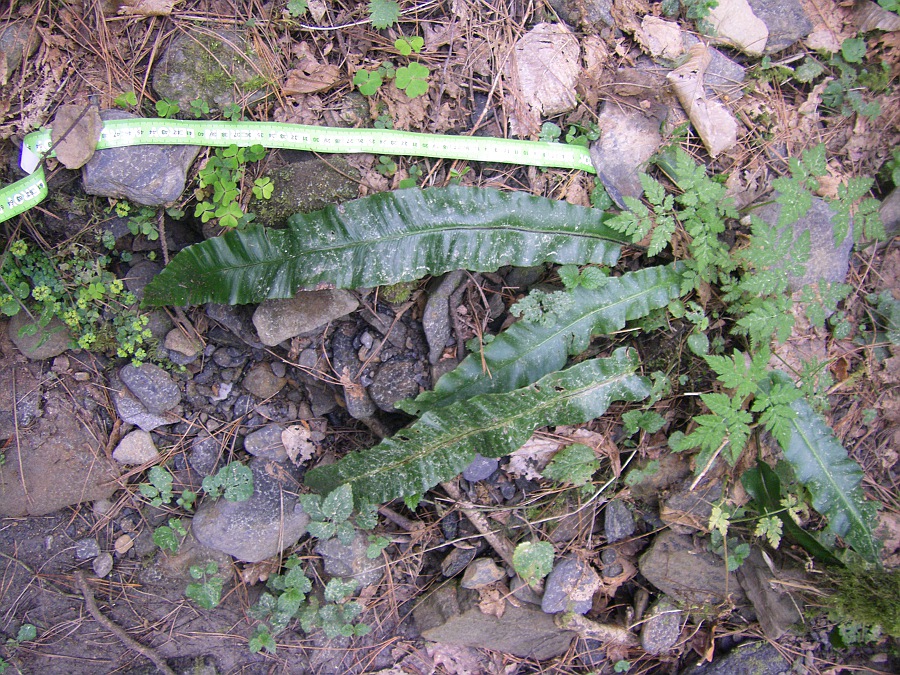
[0,0,899,674]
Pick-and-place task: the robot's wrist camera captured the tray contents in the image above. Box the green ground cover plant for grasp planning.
[144,144,884,566]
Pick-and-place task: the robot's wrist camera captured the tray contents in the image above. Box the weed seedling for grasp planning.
[394,62,429,98]
[185,562,224,609]
[155,98,180,118]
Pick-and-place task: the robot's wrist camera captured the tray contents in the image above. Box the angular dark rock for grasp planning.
[119,363,182,415]
[462,453,499,482]
[737,547,803,639]
[82,110,200,206]
[639,531,747,606]
[604,499,636,543]
[541,557,600,615]
[747,0,813,54]
[369,358,421,413]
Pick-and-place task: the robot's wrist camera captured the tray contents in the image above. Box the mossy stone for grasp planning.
[152,29,269,112]
[249,157,360,227]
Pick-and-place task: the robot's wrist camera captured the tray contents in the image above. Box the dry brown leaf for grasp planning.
[476,584,506,619]
[634,16,685,60]
[116,0,177,16]
[505,23,580,137]
[282,423,316,466]
[667,44,738,158]
[283,61,340,95]
[51,104,103,169]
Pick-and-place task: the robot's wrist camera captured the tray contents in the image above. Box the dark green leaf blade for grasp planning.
[142,187,627,307]
[742,463,841,565]
[400,264,683,414]
[305,348,650,504]
[772,371,881,563]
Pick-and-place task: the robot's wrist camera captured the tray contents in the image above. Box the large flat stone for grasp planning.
[414,582,575,661]
[0,391,120,517]
[191,458,309,562]
[252,290,359,346]
[639,531,747,607]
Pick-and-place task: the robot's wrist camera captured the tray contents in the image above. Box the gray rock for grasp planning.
[120,363,182,414]
[253,290,359,347]
[681,640,791,675]
[423,270,466,365]
[736,547,803,639]
[660,478,723,533]
[750,196,853,292]
[541,557,600,615]
[92,552,114,579]
[189,433,221,476]
[249,158,360,227]
[575,637,606,669]
[8,312,70,360]
[315,532,384,588]
[241,363,287,399]
[510,575,544,605]
[880,187,900,239]
[547,0,614,28]
[462,454,499,482]
[683,35,746,101]
[639,531,747,606]
[164,328,202,358]
[640,597,683,655]
[113,388,175,431]
[461,558,505,589]
[124,260,162,301]
[414,582,575,661]
[0,22,40,81]
[747,0,813,54]
[604,499,635,543]
[192,458,310,563]
[590,74,667,208]
[152,30,268,113]
[75,538,101,561]
[206,303,263,348]
[112,429,159,465]
[441,546,479,578]
[369,358,421,412]
[243,424,288,461]
[600,547,623,578]
[212,347,247,368]
[0,391,121,517]
[82,110,201,206]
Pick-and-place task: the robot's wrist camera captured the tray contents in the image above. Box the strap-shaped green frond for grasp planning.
[142,187,627,307]
[400,264,683,414]
[304,348,650,504]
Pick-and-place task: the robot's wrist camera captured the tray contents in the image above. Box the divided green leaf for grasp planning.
[368,0,401,29]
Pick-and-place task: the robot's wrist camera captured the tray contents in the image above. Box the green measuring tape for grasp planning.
[1,118,597,225]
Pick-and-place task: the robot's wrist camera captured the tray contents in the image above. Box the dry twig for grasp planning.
[74,571,176,675]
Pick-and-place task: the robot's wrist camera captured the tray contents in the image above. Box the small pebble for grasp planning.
[461,558,505,589]
[92,552,114,579]
[75,538,101,560]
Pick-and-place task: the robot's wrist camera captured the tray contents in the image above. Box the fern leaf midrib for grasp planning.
[191,223,623,278]
[329,370,637,487]
[788,413,871,537]
[423,270,676,405]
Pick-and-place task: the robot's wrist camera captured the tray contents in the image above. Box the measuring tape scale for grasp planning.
[1,118,597,224]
